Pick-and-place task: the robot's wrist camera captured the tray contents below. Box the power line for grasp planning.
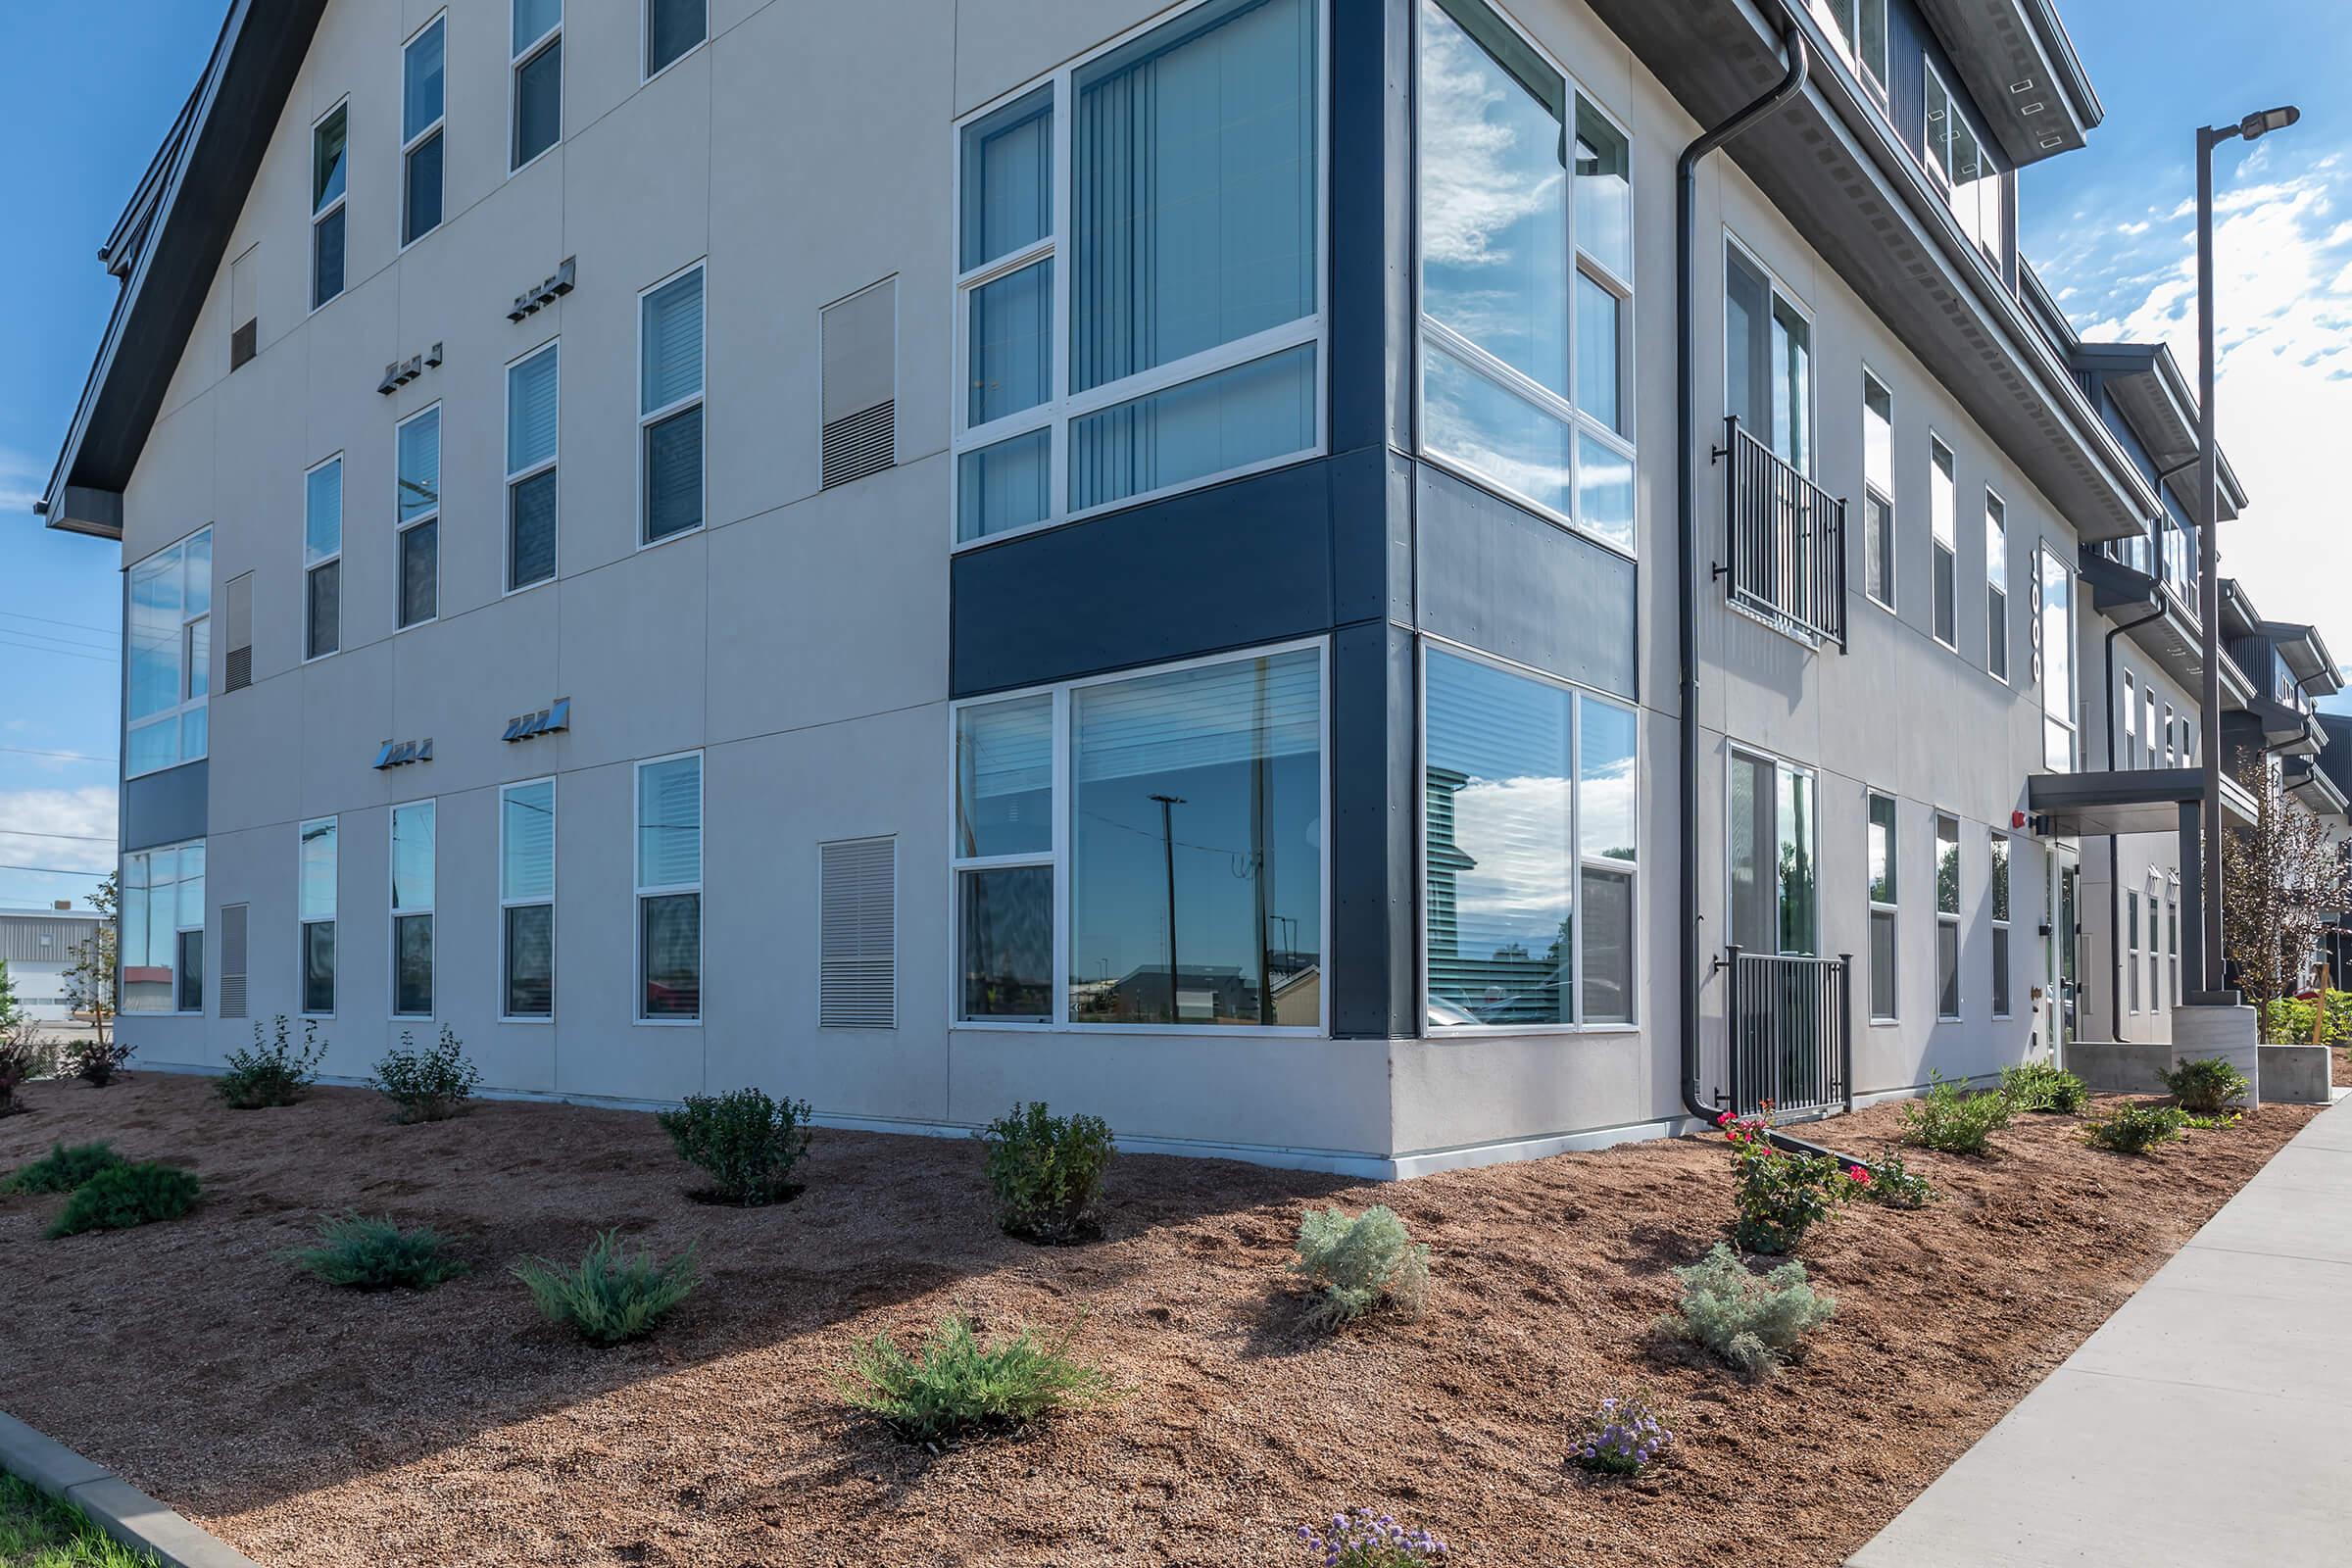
[0,745,115,763]
[0,609,117,638]
[0,828,116,845]
[0,633,116,666]
[0,862,111,878]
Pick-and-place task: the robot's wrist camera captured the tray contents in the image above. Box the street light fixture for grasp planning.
[2192,103,2299,998]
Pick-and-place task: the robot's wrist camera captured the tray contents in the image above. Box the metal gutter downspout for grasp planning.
[1679,12,1809,1140]
[2102,587,2168,1041]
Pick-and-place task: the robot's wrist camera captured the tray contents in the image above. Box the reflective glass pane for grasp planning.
[641,269,705,414]
[177,928,204,1014]
[514,36,563,167]
[638,756,702,888]
[502,781,556,902]
[1867,794,1896,904]
[314,207,345,307]
[399,409,441,524]
[403,19,445,141]
[642,894,700,1018]
[1580,697,1637,861]
[399,519,437,627]
[1580,866,1633,1023]
[1575,429,1634,553]
[1990,833,2011,921]
[299,819,337,921]
[304,920,337,1015]
[505,904,554,1016]
[1869,909,1896,1018]
[127,718,177,778]
[313,107,347,211]
[648,0,707,74]
[1067,344,1313,513]
[305,461,342,564]
[395,913,434,1016]
[392,802,435,910]
[510,470,559,589]
[508,346,561,472]
[1937,920,1959,1017]
[960,866,1054,1019]
[960,85,1053,270]
[184,528,211,616]
[644,404,704,540]
[969,259,1053,426]
[514,0,562,56]
[1936,815,1960,915]
[1778,768,1816,955]
[306,562,339,660]
[956,696,1054,858]
[127,547,183,723]
[956,427,1052,543]
[1992,924,2011,1016]
[1574,271,1620,432]
[404,130,443,247]
[1423,343,1571,517]
[1573,98,1630,279]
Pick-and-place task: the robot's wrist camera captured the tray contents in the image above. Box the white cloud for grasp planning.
[2118,220,2150,235]
[0,448,43,515]
[0,785,116,875]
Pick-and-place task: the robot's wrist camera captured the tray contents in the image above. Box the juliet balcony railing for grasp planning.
[1716,416,1849,651]
[1713,947,1854,1120]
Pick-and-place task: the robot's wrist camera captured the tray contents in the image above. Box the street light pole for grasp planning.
[2193,105,2299,998]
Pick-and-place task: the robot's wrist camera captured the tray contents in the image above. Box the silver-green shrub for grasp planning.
[1658,1242,1834,1379]
[513,1230,699,1346]
[1291,1205,1430,1328]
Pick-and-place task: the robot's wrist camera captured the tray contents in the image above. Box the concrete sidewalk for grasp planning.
[1849,1094,2352,1568]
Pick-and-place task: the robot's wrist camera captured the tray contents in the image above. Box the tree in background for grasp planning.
[2224,754,2352,1040]
[0,956,17,1026]
[63,871,120,1050]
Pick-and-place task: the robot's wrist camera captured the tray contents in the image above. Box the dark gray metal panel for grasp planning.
[122,760,208,853]
[1326,0,1410,461]
[1328,618,1417,1039]
[1413,465,1638,700]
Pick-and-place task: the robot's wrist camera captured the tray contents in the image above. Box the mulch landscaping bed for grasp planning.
[0,1073,2320,1568]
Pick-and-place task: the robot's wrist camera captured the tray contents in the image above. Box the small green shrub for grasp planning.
[1291,1205,1431,1328]
[5,1140,126,1194]
[2084,1101,2187,1154]
[2262,991,2351,1046]
[0,1018,56,1115]
[1899,1070,2013,1155]
[368,1026,482,1123]
[47,1160,200,1239]
[1657,1242,1835,1379]
[2161,1055,2249,1116]
[1854,1152,1936,1209]
[69,1035,134,1087]
[977,1102,1115,1244]
[513,1230,698,1346]
[217,1015,325,1109]
[2001,1060,2089,1114]
[1716,1110,1863,1254]
[657,1087,811,1204]
[838,1313,1112,1443]
[287,1212,470,1290]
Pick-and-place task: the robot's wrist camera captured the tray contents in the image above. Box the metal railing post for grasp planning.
[1837,953,1855,1114]
[1723,943,1742,1114]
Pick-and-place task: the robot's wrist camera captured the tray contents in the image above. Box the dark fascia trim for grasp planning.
[2071,339,2249,516]
[40,0,328,537]
[2021,0,2104,127]
[1911,0,2101,167]
[2220,576,2263,639]
[2261,619,2342,696]
[98,84,201,278]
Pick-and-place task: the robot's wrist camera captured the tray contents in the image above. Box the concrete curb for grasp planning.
[0,1410,262,1568]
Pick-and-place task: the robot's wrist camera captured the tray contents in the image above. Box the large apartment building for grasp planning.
[38,0,2324,1174]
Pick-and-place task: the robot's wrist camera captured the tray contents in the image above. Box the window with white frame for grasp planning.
[1935,811,1960,1018]
[2127,887,2140,1013]
[636,753,702,1020]
[2039,547,2078,771]
[299,816,337,1016]
[396,405,440,628]
[952,643,1326,1029]
[1730,750,1817,956]
[1990,831,2012,1017]
[1929,436,1956,649]
[953,0,1322,545]
[1417,0,1634,552]
[305,457,342,660]
[2167,882,2180,1005]
[125,527,211,779]
[1985,491,2008,681]
[1823,0,1888,89]
[391,799,435,1017]
[1727,241,1810,472]
[312,101,347,308]
[501,779,555,1018]
[1423,647,1638,1029]
[640,265,705,544]
[1925,63,2005,265]
[513,0,562,170]
[401,15,446,246]
[2163,703,2176,767]
[507,341,559,590]
[1867,791,1897,1020]
[2123,670,2138,767]
[2144,688,2158,770]
[2149,871,2165,1010]
[122,841,204,1015]
[645,0,706,78]
[1862,372,1894,610]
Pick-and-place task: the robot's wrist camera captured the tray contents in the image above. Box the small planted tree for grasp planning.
[61,872,120,1052]
[2224,754,2352,1039]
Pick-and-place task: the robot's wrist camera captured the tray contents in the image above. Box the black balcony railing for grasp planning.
[1716,416,1848,651]
[1714,947,1853,1119]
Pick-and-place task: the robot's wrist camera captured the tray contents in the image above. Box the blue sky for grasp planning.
[0,1,2346,908]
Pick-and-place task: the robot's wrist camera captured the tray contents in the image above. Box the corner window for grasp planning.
[125,527,211,778]
[1935,812,1960,1019]
[501,779,556,1018]
[1990,832,2011,1017]
[953,0,1323,545]
[401,16,446,246]
[391,800,435,1017]
[1926,63,2004,265]
[1862,372,1894,610]
[396,406,440,628]
[1985,491,2008,681]
[1730,750,1816,956]
[1423,648,1638,1028]
[1867,791,1897,1020]
[636,754,702,1021]
[506,342,560,589]
[513,0,563,170]
[312,102,347,308]
[645,0,707,78]
[299,817,337,1016]
[952,642,1327,1030]
[122,841,204,1015]
[1929,436,1956,649]
[640,265,705,544]
[1417,0,1633,552]
[1726,241,1809,472]
[304,457,342,659]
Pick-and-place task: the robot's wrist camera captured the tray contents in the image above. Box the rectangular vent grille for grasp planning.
[219,903,249,1019]
[821,401,894,489]
[230,319,258,371]
[818,836,896,1029]
[222,571,254,693]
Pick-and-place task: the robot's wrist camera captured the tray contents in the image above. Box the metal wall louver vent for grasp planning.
[821,402,895,489]
[229,245,258,370]
[819,278,896,490]
[222,571,254,693]
[219,904,249,1019]
[818,836,896,1029]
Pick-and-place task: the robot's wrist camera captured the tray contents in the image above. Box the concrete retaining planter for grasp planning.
[0,1410,261,1568]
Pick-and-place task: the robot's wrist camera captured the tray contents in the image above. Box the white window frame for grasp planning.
[2168,878,2180,1007]
[1935,808,1961,1020]
[389,798,436,1020]
[504,339,560,594]
[1726,743,1820,958]
[1416,636,1642,1036]
[1861,367,1896,613]
[2127,886,2141,1014]
[1924,60,2004,265]
[946,636,1332,1037]
[948,0,1330,553]
[399,12,448,252]
[499,777,557,1023]
[1985,488,2008,683]
[637,259,708,549]
[2038,545,2080,772]
[634,751,704,1026]
[1411,1,1637,558]
[2144,687,2159,772]
[298,815,338,1019]
[1989,829,2012,1018]
[2163,702,2176,768]
[2123,670,2138,768]
[1723,231,1816,482]
[1824,0,1888,94]
[642,0,709,84]
[122,839,207,1017]
[303,454,343,662]
[310,97,348,312]
[394,403,440,631]
[510,0,564,173]
[1866,787,1898,1023]
[123,524,213,781]
[1928,433,1957,652]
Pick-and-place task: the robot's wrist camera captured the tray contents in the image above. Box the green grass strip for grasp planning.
[0,1473,160,1568]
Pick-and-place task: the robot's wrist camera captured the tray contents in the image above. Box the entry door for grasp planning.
[2049,847,2082,1049]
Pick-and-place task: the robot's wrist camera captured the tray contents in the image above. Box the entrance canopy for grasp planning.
[2027,766,2258,838]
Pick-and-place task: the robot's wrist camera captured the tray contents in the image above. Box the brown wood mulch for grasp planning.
[0,1071,2319,1568]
